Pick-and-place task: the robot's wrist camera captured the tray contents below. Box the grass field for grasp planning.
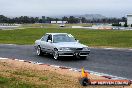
[0,28,132,48]
[21,23,92,28]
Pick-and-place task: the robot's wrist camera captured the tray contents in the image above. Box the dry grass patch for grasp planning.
[0,59,131,88]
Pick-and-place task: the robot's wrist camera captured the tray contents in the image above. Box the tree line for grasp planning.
[0,15,127,24]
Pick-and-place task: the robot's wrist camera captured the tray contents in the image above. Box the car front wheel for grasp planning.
[53,48,59,60]
[36,46,43,56]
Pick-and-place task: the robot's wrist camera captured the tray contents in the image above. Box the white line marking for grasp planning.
[0,44,17,46]
[50,65,60,68]
[90,47,132,51]
[0,57,9,60]
[104,48,114,50]
[18,60,25,62]
[129,49,132,51]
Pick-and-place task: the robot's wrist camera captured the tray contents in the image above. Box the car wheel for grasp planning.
[53,48,59,60]
[36,46,43,56]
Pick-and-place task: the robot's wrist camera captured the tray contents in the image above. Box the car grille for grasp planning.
[70,48,83,51]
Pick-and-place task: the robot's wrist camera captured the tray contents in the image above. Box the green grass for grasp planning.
[21,23,59,28]
[0,76,9,84]
[0,76,46,88]
[0,28,132,48]
[12,70,37,77]
[39,77,48,81]
[65,23,92,27]
[21,23,92,28]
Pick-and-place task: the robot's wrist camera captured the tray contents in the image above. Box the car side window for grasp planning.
[41,35,49,42]
[47,35,52,42]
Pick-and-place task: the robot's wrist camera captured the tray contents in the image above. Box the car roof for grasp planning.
[46,33,68,35]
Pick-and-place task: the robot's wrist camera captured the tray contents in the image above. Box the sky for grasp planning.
[0,0,132,17]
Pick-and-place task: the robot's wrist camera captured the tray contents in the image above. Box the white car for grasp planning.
[34,33,90,60]
[59,24,65,27]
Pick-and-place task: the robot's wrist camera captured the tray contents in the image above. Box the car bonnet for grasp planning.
[52,42,87,48]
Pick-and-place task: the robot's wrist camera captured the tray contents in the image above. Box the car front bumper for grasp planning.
[58,50,90,57]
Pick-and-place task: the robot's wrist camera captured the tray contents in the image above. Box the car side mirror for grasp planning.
[48,40,52,43]
[77,40,79,43]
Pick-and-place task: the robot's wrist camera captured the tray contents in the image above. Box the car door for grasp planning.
[40,34,53,53]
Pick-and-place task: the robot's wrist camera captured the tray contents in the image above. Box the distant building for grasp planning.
[127,14,132,26]
[57,21,68,24]
[119,22,125,26]
[51,21,56,24]
[50,21,68,24]
[62,21,68,24]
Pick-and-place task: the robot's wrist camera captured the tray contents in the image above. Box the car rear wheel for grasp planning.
[36,46,43,56]
[53,49,59,60]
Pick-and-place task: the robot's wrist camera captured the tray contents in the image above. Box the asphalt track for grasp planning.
[0,44,132,79]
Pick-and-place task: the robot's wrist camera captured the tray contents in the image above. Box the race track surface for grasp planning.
[0,44,132,79]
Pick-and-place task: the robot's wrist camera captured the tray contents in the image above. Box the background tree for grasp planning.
[0,14,129,24]
[121,17,127,22]
[62,16,68,21]
[81,17,87,23]
[68,16,79,23]
[42,16,45,23]
[124,23,128,27]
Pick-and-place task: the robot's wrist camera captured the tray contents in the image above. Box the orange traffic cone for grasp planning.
[81,67,90,78]
[80,67,91,86]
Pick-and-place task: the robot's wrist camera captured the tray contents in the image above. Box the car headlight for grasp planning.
[59,47,71,51]
[83,47,90,51]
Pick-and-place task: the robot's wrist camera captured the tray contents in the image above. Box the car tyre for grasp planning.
[79,77,90,86]
[36,46,43,56]
[53,48,59,60]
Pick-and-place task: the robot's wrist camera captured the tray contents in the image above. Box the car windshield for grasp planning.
[53,34,76,43]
